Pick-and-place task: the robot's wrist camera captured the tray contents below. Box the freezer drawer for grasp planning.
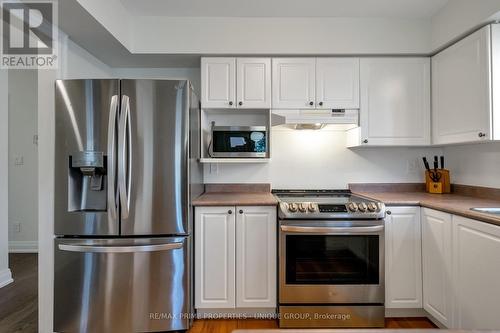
[54,237,190,333]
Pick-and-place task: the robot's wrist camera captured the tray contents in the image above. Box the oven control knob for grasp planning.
[358,202,368,212]
[347,202,358,212]
[288,203,298,212]
[367,202,378,212]
[308,203,317,212]
[298,203,307,213]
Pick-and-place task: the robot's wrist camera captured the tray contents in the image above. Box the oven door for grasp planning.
[279,220,384,304]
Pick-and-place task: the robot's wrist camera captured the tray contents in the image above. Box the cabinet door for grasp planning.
[201,58,236,108]
[432,26,491,144]
[236,58,271,109]
[195,206,235,308]
[385,206,422,309]
[421,208,452,327]
[360,58,430,146]
[316,58,360,109]
[236,206,276,308]
[452,215,500,329]
[272,58,315,109]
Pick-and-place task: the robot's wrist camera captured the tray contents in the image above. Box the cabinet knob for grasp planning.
[319,102,323,106]
[309,101,314,106]
[478,132,486,138]
[363,139,369,144]
[238,101,243,106]
[228,210,232,215]
[229,101,233,106]
[239,209,243,214]
[386,211,392,215]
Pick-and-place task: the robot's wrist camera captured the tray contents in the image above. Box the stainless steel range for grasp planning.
[274,190,386,328]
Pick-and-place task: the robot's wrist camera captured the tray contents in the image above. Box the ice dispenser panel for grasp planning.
[68,151,107,212]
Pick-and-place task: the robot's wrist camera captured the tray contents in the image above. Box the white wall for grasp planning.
[8,70,38,253]
[443,143,500,189]
[431,0,500,51]
[0,69,13,288]
[131,17,431,55]
[204,127,443,188]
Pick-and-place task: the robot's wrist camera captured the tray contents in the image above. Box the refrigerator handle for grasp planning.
[118,95,132,219]
[58,242,183,253]
[107,95,119,220]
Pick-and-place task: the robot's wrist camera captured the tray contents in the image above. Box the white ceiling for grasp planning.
[119,0,449,18]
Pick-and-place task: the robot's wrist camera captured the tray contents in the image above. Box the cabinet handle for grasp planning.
[229,101,233,106]
[386,211,392,215]
[238,101,243,106]
[363,139,369,144]
[478,132,486,138]
[228,210,232,215]
[239,209,243,214]
[319,102,323,106]
[309,101,314,106]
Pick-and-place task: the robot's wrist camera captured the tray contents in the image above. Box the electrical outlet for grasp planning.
[406,159,419,173]
[14,155,24,166]
[209,163,218,174]
[10,221,21,233]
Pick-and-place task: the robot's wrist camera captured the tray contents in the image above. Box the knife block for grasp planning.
[425,169,451,194]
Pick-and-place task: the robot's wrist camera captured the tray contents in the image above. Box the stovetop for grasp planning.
[273,189,386,220]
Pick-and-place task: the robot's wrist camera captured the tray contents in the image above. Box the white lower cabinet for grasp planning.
[421,208,453,327]
[452,215,500,329]
[195,205,276,310]
[385,206,422,308]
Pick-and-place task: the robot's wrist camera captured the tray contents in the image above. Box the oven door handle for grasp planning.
[280,225,384,234]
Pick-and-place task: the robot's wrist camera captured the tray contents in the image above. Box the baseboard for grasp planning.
[0,268,13,288]
[9,240,38,253]
[385,308,427,317]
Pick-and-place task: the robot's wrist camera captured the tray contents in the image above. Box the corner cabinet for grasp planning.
[384,206,422,309]
[195,205,277,311]
[421,208,453,327]
[432,26,493,144]
[452,215,500,329]
[348,58,430,147]
[201,57,271,109]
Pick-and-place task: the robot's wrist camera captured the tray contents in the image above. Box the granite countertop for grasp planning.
[192,183,279,206]
[350,184,500,227]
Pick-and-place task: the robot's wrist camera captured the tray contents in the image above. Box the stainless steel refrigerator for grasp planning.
[53,79,203,332]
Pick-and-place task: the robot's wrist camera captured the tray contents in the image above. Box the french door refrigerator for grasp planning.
[53,79,203,333]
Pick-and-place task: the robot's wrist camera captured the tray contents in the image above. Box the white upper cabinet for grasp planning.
[452,215,500,329]
[432,26,492,144]
[355,58,430,146]
[235,206,276,308]
[421,208,453,328]
[316,58,360,109]
[201,58,236,108]
[201,57,271,109]
[236,58,271,109]
[385,206,422,309]
[272,58,316,109]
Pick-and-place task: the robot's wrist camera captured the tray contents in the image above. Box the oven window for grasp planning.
[285,235,379,285]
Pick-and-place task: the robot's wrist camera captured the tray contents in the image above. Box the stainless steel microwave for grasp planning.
[210,126,268,158]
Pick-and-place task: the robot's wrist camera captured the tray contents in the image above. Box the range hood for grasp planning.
[271,108,359,127]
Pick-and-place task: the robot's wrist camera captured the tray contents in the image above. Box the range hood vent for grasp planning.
[271,108,359,126]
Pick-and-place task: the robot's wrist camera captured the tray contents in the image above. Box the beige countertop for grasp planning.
[192,183,279,206]
[352,190,500,227]
[192,191,278,206]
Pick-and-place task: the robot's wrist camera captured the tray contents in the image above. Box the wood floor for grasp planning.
[188,317,437,332]
[0,254,38,333]
[0,254,436,333]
